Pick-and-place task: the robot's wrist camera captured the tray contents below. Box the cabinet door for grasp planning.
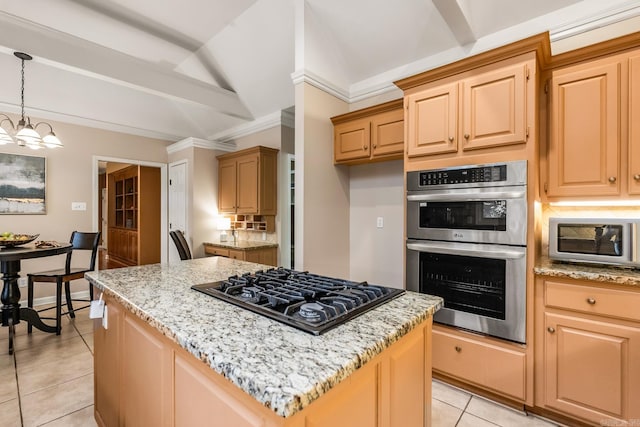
[371,108,404,158]
[547,60,621,197]
[406,82,458,157]
[94,297,121,427]
[543,312,640,424]
[174,354,266,427]
[236,155,259,214]
[218,159,237,213]
[629,55,640,195]
[461,62,528,151]
[121,315,173,426]
[334,118,371,162]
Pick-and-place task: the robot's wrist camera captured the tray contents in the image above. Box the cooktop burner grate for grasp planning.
[192,267,405,335]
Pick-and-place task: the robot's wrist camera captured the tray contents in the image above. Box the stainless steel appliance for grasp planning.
[406,161,527,343]
[192,268,405,335]
[549,217,640,268]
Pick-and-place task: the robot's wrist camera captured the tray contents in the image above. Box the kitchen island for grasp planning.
[86,257,442,427]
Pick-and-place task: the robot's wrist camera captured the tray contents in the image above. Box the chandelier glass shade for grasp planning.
[0,52,63,149]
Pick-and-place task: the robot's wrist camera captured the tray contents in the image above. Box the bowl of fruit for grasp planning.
[0,232,39,248]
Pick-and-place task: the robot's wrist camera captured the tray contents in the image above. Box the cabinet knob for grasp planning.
[608,176,617,183]
[464,134,470,140]
[448,136,454,142]
[586,298,596,305]
[634,174,640,181]
[547,327,556,334]
[454,346,462,353]
[363,145,368,150]
[373,144,377,149]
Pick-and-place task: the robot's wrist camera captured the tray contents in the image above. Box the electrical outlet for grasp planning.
[262,232,267,241]
[18,277,27,287]
[376,217,384,228]
[71,202,87,211]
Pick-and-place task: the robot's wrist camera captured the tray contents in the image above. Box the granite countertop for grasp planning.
[85,257,442,417]
[203,240,279,250]
[535,256,640,287]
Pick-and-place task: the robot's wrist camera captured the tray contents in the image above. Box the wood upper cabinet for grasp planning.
[406,58,531,158]
[535,277,640,425]
[332,99,404,165]
[629,55,640,195]
[546,57,621,198]
[217,146,278,215]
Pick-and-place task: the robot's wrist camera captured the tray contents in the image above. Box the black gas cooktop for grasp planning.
[192,267,405,335]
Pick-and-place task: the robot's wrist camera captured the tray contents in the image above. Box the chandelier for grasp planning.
[0,52,63,149]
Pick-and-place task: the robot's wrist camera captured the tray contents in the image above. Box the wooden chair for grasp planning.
[169,230,192,260]
[27,231,101,334]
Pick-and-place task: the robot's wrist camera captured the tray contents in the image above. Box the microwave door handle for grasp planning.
[406,241,525,260]
[407,190,526,202]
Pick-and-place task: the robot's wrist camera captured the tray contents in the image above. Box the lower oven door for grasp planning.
[406,239,526,343]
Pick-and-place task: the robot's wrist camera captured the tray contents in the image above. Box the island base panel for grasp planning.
[94,294,433,426]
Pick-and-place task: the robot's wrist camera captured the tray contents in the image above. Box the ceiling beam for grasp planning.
[432,0,476,46]
[0,11,253,120]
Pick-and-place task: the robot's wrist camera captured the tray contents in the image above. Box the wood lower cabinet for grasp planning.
[432,325,527,403]
[217,146,278,215]
[404,54,532,159]
[332,99,404,165]
[535,277,640,425]
[204,243,277,266]
[94,295,434,427]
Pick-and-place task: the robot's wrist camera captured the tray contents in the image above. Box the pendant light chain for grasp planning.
[20,57,26,122]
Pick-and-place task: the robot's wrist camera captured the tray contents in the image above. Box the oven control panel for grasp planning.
[419,164,507,186]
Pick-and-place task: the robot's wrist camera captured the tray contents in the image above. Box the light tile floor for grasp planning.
[1,305,563,427]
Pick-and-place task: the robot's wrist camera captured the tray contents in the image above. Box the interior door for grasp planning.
[168,161,187,264]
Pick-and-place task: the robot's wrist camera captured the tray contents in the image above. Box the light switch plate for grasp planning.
[376,217,384,228]
[72,202,87,211]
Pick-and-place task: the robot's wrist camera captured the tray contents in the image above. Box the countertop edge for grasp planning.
[534,257,640,287]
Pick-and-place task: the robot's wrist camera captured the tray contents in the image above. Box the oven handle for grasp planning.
[407,190,525,202]
[406,241,525,260]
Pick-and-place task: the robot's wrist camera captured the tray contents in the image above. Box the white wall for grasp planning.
[349,160,404,288]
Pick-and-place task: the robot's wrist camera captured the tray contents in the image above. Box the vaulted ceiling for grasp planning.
[0,0,638,143]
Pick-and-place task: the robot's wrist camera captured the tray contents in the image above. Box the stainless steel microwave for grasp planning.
[549,218,640,268]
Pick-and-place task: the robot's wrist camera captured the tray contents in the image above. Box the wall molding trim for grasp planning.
[167,137,236,154]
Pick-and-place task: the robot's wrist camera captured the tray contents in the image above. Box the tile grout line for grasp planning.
[37,403,94,427]
[453,394,472,427]
[12,348,25,427]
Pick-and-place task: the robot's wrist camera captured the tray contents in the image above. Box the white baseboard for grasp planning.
[19,290,92,308]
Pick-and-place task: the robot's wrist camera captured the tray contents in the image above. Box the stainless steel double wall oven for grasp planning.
[406,160,527,343]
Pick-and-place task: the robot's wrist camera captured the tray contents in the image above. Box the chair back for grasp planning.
[66,231,101,273]
[170,230,192,260]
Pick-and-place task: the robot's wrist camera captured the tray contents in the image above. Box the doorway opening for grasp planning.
[92,156,167,269]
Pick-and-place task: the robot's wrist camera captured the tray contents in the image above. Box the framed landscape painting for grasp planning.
[0,153,46,214]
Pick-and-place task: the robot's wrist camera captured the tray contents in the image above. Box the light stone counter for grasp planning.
[535,256,640,287]
[86,257,442,417]
[203,240,279,251]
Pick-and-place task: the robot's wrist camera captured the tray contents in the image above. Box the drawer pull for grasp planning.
[586,298,596,305]
[363,145,368,150]
[464,134,470,140]
[547,327,556,334]
[448,136,454,142]
[454,346,462,353]
[608,176,617,183]
[634,174,640,181]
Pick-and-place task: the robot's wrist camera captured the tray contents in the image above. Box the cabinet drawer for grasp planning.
[433,328,526,401]
[204,246,229,257]
[228,250,244,261]
[545,280,640,322]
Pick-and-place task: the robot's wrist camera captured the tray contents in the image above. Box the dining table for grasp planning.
[0,241,73,354]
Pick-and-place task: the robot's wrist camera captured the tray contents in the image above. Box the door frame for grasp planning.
[168,159,189,264]
[92,155,168,265]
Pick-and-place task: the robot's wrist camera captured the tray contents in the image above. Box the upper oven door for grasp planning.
[407,185,527,245]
